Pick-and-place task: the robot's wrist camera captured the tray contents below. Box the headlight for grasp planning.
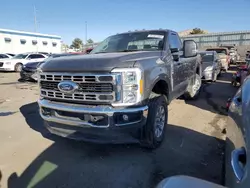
[111,68,143,106]
[5,62,11,65]
[204,66,213,71]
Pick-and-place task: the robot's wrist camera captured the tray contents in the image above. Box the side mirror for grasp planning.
[183,40,197,58]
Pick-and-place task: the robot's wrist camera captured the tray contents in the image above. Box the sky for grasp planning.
[1,0,250,45]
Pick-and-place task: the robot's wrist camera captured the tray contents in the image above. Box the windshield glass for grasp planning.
[90,31,165,54]
[12,54,28,59]
[200,53,214,62]
[206,49,227,55]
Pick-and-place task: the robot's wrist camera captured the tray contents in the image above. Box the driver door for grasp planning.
[168,32,188,99]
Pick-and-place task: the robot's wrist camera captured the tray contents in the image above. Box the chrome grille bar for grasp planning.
[39,73,118,103]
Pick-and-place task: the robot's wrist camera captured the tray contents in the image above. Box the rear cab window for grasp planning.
[206,48,227,55]
[200,52,214,62]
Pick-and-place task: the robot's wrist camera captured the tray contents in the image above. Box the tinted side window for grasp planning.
[29,54,44,59]
[0,54,9,58]
[169,33,182,50]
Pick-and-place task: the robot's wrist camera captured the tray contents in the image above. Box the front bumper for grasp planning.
[20,69,38,81]
[38,99,148,143]
[0,63,14,71]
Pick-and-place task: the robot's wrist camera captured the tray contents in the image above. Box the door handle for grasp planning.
[231,147,246,182]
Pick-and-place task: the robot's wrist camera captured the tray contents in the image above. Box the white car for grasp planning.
[0,53,47,72]
[0,53,13,59]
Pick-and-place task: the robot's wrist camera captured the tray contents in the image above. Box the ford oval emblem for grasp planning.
[58,81,79,94]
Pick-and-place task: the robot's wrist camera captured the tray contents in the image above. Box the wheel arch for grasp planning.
[147,75,171,103]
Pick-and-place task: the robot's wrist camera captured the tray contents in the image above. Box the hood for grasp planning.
[0,58,21,63]
[25,61,43,69]
[41,51,161,72]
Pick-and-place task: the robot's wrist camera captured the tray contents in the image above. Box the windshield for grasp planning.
[12,54,28,59]
[90,31,165,54]
[200,53,214,62]
[206,49,227,55]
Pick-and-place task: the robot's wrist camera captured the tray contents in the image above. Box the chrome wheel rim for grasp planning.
[154,105,165,138]
[192,76,201,94]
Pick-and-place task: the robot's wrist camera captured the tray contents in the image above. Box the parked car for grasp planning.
[246,50,250,58]
[225,78,250,188]
[0,53,13,59]
[0,53,47,72]
[20,53,81,81]
[206,47,230,72]
[231,64,248,87]
[38,29,202,148]
[220,45,238,64]
[199,51,222,81]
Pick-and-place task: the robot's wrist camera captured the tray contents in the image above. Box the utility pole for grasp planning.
[34,6,38,52]
[34,6,37,33]
[85,21,88,46]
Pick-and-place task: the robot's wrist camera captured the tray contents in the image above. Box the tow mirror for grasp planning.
[183,40,197,58]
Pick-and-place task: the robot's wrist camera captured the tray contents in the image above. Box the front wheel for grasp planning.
[15,63,23,72]
[184,73,201,100]
[141,93,168,149]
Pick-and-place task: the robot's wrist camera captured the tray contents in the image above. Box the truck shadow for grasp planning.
[15,103,225,188]
[185,71,238,115]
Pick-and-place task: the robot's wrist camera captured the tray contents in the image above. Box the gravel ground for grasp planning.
[0,70,238,188]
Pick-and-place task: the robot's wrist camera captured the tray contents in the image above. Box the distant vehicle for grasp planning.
[199,51,222,81]
[220,45,239,64]
[246,50,250,58]
[0,53,47,72]
[206,47,230,72]
[231,65,248,87]
[20,53,81,81]
[0,53,12,59]
[38,52,50,56]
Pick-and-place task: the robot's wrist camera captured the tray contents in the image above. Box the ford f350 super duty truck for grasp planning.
[38,29,202,148]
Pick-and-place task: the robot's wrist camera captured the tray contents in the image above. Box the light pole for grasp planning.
[85,21,87,47]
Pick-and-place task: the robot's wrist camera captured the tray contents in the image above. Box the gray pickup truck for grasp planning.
[38,29,202,148]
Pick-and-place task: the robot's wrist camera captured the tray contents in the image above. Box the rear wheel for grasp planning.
[184,73,201,100]
[212,72,217,82]
[141,93,168,149]
[15,63,23,72]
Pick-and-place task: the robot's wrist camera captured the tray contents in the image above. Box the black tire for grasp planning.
[15,63,23,72]
[184,73,201,100]
[218,69,222,77]
[212,72,217,82]
[141,93,168,149]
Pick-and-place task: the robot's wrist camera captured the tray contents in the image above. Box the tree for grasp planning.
[61,43,69,52]
[70,38,83,49]
[87,38,94,44]
[190,28,205,35]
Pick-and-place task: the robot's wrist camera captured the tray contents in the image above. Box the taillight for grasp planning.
[227,55,230,63]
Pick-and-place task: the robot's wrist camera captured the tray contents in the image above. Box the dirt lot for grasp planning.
[0,70,238,188]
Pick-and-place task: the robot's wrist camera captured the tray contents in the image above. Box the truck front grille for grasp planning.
[39,73,117,103]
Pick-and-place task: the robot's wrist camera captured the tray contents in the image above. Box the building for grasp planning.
[180,30,250,58]
[0,28,62,54]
